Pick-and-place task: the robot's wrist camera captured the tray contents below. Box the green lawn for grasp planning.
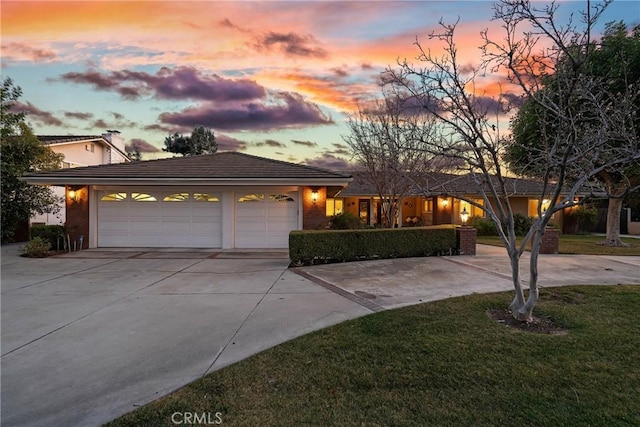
[477,234,640,256]
[106,286,640,427]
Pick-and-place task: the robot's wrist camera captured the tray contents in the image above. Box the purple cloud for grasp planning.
[304,154,352,171]
[2,42,57,62]
[12,101,62,126]
[64,111,94,120]
[159,92,333,131]
[255,31,328,58]
[255,139,287,148]
[216,134,248,151]
[125,138,160,153]
[292,139,318,147]
[56,67,265,102]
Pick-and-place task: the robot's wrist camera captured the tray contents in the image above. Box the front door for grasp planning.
[359,199,370,225]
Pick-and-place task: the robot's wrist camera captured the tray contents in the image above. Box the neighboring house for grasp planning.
[328,171,582,232]
[23,152,352,249]
[31,131,130,225]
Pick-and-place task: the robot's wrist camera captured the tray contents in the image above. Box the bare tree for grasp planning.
[386,0,639,321]
[343,94,438,228]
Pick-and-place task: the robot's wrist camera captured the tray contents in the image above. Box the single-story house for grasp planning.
[330,171,580,231]
[22,152,351,249]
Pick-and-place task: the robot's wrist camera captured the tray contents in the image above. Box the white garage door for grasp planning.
[98,190,222,247]
[235,191,298,248]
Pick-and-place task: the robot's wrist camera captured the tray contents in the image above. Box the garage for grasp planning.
[98,189,222,248]
[22,152,352,249]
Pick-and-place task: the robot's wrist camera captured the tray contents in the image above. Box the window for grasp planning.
[163,193,189,202]
[194,193,219,202]
[131,192,157,202]
[101,192,127,201]
[326,198,344,216]
[270,194,294,202]
[528,198,551,217]
[238,194,264,202]
[90,143,95,153]
[423,199,433,213]
[460,199,485,218]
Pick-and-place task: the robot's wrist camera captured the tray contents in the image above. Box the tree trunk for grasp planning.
[602,196,628,247]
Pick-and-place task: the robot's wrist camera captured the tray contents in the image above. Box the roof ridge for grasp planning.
[226,151,351,178]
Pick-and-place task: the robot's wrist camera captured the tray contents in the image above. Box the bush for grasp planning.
[329,212,363,230]
[469,216,498,236]
[289,225,457,266]
[21,237,51,258]
[469,214,534,236]
[568,205,597,233]
[30,224,65,250]
[513,213,534,236]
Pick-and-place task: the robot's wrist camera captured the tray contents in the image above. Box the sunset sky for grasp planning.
[2,1,638,168]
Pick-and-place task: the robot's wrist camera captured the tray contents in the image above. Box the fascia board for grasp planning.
[20,176,352,186]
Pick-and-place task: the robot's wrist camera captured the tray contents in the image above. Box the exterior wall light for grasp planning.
[441,198,449,208]
[460,207,469,225]
[311,190,319,203]
[68,189,79,202]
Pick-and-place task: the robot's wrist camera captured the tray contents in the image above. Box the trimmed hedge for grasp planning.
[30,225,65,250]
[289,225,457,266]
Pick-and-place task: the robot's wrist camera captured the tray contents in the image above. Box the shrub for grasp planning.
[329,212,363,230]
[469,216,498,236]
[568,205,597,233]
[21,237,51,258]
[469,214,534,236]
[30,224,65,250]
[513,213,534,236]
[289,225,457,266]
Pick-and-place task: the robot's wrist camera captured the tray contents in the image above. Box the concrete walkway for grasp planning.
[1,243,639,426]
[295,244,640,310]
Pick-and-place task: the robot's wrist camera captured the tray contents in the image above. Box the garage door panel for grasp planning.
[98,189,222,248]
[234,190,298,248]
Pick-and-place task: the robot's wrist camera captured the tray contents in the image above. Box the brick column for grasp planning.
[456,226,477,255]
[65,185,90,249]
[539,227,559,254]
[302,187,328,230]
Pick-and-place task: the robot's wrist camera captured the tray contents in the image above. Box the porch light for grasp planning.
[311,190,319,203]
[68,189,78,202]
[460,207,469,225]
[441,198,449,208]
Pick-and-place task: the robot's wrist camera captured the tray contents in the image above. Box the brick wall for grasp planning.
[539,227,559,254]
[302,186,328,230]
[456,226,477,255]
[65,185,90,249]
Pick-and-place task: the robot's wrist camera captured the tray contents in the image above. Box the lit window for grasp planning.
[270,194,294,202]
[163,193,189,202]
[101,192,127,201]
[460,199,485,218]
[326,198,344,216]
[131,192,157,202]
[194,193,219,202]
[238,194,264,202]
[528,198,551,217]
[423,199,433,213]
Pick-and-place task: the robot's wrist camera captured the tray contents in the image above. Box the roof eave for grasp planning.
[20,176,353,187]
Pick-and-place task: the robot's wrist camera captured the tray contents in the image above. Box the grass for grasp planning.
[105,285,640,427]
[476,234,640,256]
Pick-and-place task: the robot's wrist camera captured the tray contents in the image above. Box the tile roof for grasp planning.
[338,170,559,197]
[22,152,352,185]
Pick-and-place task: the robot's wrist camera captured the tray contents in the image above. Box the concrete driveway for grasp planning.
[1,246,371,427]
[2,244,639,426]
